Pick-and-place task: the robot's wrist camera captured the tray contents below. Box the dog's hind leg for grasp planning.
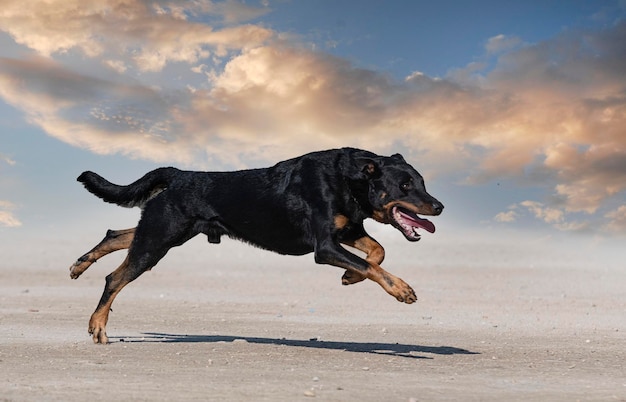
[69,228,135,279]
[88,255,134,344]
[88,207,200,344]
[88,244,171,344]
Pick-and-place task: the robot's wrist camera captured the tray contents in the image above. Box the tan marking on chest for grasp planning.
[334,214,350,229]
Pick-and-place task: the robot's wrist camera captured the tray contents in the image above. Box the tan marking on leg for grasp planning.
[350,236,385,265]
[70,228,135,279]
[340,236,385,285]
[364,263,417,304]
[88,256,134,344]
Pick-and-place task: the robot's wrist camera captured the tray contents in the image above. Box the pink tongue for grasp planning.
[399,210,436,233]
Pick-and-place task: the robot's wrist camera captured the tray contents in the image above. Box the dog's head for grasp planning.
[347,152,444,241]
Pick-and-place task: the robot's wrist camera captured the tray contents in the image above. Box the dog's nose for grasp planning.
[432,202,444,215]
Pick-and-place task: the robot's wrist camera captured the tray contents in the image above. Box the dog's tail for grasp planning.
[77,167,179,208]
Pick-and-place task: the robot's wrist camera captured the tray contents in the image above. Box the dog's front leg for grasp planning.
[339,235,385,285]
[314,240,416,304]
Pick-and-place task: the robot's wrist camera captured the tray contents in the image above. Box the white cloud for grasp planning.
[519,201,564,224]
[485,34,522,54]
[0,201,21,228]
[104,59,128,74]
[603,205,626,233]
[497,200,593,233]
[553,220,590,232]
[494,210,517,223]
[1,153,16,166]
[0,158,20,228]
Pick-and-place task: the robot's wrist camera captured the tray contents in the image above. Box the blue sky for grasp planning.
[1,1,625,262]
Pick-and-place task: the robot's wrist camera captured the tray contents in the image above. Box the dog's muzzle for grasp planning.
[391,205,436,241]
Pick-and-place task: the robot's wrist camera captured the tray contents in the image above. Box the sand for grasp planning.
[1,235,624,401]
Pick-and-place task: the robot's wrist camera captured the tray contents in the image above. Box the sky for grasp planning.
[1,0,625,267]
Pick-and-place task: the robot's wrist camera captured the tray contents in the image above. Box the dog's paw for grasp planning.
[341,270,366,285]
[388,277,417,304]
[88,325,109,344]
[88,314,109,344]
[69,255,93,279]
[396,285,417,304]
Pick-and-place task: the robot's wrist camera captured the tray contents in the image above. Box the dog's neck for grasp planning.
[344,178,373,221]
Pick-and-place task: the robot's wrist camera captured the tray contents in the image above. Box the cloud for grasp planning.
[0,156,20,228]
[0,0,273,71]
[494,210,517,223]
[461,23,626,218]
[0,3,625,232]
[485,34,522,54]
[0,56,191,162]
[603,205,626,232]
[1,153,16,166]
[495,201,590,232]
[0,201,21,228]
[519,201,564,224]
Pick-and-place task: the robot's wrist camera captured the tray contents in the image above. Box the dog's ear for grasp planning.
[348,157,381,181]
[390,153,406,163]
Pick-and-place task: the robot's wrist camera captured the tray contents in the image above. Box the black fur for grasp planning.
[72,147,444,343]
[79,148,442,254]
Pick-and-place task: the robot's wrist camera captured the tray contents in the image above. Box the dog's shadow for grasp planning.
[111,333,478,360]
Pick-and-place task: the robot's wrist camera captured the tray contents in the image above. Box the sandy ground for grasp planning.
[1,235,625,401]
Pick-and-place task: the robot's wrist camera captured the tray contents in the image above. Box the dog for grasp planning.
[69,147,443,344]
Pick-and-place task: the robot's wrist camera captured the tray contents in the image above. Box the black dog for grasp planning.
[69,147,443,344]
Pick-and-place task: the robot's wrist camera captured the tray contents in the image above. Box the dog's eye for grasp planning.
[400,181,412,191]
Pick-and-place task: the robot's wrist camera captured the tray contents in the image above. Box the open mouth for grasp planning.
[392,205,436,241]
